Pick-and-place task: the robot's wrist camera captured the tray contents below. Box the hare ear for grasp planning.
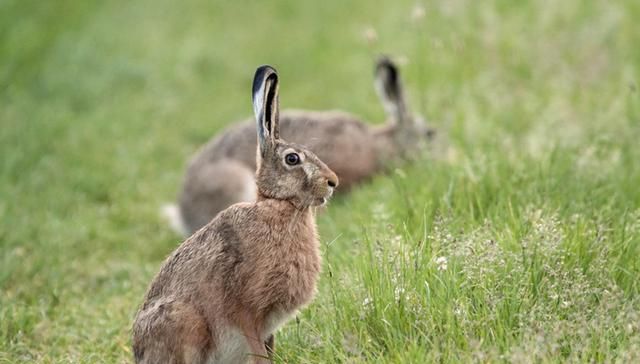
[252,65,280,157]
[374,56,408,125]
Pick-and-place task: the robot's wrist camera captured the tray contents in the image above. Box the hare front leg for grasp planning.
[265,334,275,358]
[243,329,271,364]
[235,312,271,363]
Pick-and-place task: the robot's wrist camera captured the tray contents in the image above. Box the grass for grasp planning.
[1,0,640,362]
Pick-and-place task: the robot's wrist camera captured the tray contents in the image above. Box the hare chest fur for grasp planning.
[207,309,289,364]
[207,311,294,364]
[207,328,248,364]
[234,200,322,312]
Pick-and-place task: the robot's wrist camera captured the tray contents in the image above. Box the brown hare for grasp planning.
[166,56,434,236]
[133,65,338,364]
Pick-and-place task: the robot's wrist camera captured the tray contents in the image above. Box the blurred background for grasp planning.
[1,0,639,362]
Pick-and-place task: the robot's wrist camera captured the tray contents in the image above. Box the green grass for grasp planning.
[2,0,640,362]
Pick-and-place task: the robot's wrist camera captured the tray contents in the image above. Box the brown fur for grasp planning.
[133,66,337,364]
[169,57,435,236]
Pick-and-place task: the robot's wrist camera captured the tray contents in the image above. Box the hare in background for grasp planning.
[133,65,338,364]
[167,56,434,236]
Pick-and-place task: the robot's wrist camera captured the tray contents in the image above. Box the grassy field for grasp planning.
[2,0,640,362]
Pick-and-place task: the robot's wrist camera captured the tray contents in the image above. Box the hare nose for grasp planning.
[326,172,338,188]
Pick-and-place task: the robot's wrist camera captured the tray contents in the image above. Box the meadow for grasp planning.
[1,0,640,362]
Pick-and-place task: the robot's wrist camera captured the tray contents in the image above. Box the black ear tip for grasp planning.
[255,65,277,77]
[375,55,397,74]
[253,65,278,98]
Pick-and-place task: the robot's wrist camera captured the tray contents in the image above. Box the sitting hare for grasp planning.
[133,65,338,364]
[167,56,434,235]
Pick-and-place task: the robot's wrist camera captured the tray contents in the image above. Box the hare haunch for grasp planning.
[167,57,434,235]
[133,65,338,364]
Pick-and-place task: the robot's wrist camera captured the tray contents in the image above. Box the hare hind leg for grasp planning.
[179,159,256,235]
[133,302,212,364]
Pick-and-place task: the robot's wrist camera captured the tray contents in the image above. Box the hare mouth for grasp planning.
[318,192,334,206]
[313,188,334,206]
[312,197,326,206]
[315,196,329,206]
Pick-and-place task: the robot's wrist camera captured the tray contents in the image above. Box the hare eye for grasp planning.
[285,153,300,165]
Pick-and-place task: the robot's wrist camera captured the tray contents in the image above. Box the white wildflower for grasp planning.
[362,296,373,308]
[411,3,426,22]
[371,203,389,222]
[395,55,409,66]
[362,26,378,45]
[394,168,407,179]
[435,256,448,271]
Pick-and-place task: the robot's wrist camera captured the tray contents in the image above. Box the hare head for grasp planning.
[375,56,436,159]
[252,66,339,209]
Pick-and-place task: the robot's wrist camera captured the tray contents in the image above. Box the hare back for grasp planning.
[193,110,380,190]
[179,159,256,234]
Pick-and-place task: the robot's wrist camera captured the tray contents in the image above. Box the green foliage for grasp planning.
[1,0,639,362]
